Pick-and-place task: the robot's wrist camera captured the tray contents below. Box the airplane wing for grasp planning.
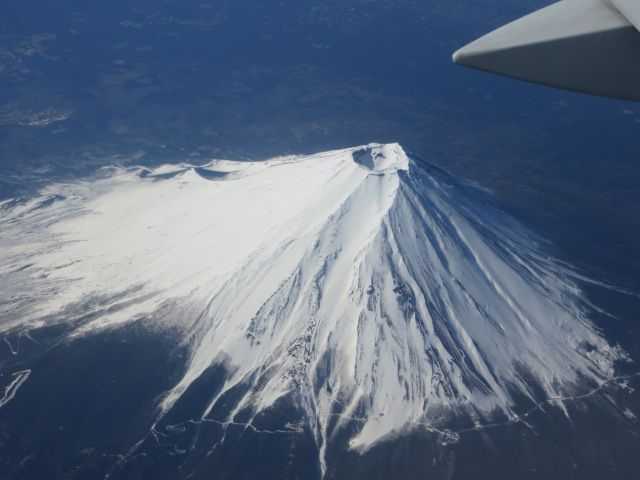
[453,0,640,101]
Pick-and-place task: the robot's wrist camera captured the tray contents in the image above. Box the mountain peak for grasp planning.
[351,142,409,174]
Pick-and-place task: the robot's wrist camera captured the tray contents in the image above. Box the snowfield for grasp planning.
[0,143,624,468]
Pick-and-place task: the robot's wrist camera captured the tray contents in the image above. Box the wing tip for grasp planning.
[452,44,478,66]
[451,48,464,65]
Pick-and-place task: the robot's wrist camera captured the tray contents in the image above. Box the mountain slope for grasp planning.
[0,144,626,475]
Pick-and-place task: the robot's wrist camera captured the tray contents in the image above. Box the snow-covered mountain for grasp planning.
[0,144,625,474]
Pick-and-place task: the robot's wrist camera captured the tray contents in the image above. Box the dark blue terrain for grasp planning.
[1,1,640,479]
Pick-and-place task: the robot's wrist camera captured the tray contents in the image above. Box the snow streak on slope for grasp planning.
[0,144,624,458]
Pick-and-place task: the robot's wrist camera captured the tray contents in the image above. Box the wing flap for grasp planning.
[612,0,640,31]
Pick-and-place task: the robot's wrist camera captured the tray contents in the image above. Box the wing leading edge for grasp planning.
[453,0,640,101]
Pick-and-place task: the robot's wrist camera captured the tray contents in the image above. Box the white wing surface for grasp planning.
[453,0,640,101]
